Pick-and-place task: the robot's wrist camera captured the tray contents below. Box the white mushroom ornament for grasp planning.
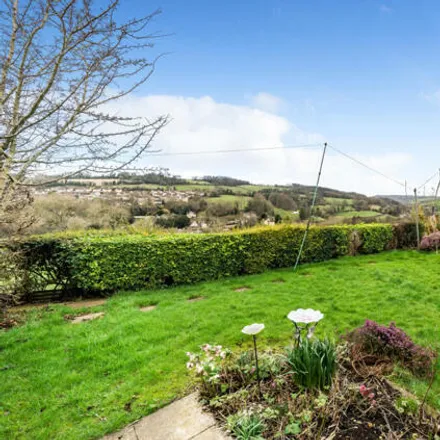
[241,323,264,396]
[287,308,324,346]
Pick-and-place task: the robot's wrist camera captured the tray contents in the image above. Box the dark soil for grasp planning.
[233,287,251,292]
[188,296,205,302]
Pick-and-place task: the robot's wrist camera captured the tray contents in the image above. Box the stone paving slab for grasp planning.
[192,426,230,439]
[103,394,230,440]
[104,425,137,440]
[71,311,104,324]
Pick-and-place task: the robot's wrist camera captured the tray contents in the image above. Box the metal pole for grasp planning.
[433,169,440,217]
[253,335,261,397]
[294,142,327,271]
[414,188,420,249]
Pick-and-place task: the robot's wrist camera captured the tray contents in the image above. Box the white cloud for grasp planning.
[420,89,440,105]
[249,92,284,113]
[104,94,413,195]
[379,4,393,13]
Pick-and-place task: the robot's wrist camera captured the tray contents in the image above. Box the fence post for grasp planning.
[414,188,420,249]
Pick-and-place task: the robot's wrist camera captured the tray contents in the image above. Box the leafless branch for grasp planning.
[0,0,168,227]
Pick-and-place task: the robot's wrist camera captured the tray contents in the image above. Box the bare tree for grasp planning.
[0,0,169,230]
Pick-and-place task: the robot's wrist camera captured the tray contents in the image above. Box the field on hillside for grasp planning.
[1,251,439,440]
[323,196,354,205]
[336,210,380,218]
[206,194,251,209]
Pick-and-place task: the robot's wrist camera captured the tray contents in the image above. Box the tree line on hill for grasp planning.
[5,171,407,236]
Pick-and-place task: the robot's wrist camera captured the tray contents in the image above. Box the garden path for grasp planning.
[102,394,230,440]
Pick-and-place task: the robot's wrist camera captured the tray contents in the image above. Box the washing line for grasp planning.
[327,144,406,188]
[148,143,322,157]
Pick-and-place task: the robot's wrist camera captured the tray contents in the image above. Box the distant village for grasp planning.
[35,182,202,204]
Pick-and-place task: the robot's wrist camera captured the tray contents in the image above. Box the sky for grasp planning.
[104,0,440,195]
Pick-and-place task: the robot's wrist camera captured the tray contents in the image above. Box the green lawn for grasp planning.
[1,251,440,439]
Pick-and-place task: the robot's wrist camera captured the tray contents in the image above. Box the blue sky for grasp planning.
[106,1,440,194]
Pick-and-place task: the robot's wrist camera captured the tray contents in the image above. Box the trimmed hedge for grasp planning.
[16,223,420,296]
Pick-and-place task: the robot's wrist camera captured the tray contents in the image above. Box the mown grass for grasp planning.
[1,251,440,440]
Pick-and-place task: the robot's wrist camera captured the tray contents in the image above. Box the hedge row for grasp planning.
[16,223,420,297]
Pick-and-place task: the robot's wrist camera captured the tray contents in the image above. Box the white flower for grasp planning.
[241,323,265,335]
[201,344,211,352]
[186,362,194,369]
[287,308,324,324]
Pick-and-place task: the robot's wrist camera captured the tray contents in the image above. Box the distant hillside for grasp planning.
[36,171,404,210]
[54,172,399,205]
[380,195,437,205]
[22,172,408,236]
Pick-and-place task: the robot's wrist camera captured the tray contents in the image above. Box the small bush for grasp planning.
[206,202,239,217]
[155,214,190,229]
[286,339,336,390]
[164,200,191,215]
[268,192,297,211]
[188,196,208,213]
[245,194,274,219]
[348,320,437,377]
[420,231,440,251]
[393,222,424,249]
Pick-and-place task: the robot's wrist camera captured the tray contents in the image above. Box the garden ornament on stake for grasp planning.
[287,308,324,347]
[242,323,265,397]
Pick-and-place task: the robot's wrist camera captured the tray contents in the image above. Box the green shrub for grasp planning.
[163,200,191,215]
[286,339,336,390]
[155,214,190,229]
[206,202,239,217]
[356,224,394,253]
[268,192,297,211]
[245,194,274,218]
[14,223,419,297]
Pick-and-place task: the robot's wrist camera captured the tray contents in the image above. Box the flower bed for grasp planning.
[187,313,439,439]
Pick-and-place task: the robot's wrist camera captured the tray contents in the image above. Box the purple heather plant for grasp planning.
[420,231,440,251]
[352,320,437,377]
